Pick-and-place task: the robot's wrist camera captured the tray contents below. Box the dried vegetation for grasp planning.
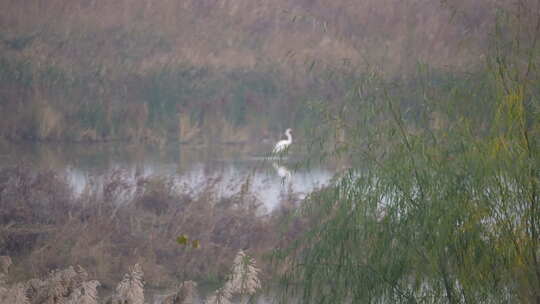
[0,0,505,143]
[0,165,305,302]
[1,257,147,304]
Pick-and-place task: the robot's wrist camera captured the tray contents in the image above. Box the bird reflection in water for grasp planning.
[272,161,292,184]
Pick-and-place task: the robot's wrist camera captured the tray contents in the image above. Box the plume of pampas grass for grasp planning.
[0,256,12,275]
[0,255,14,301]
[205,286,232,304]
[205,250,261,304]
[0,283,29,304]
[1,259,28,304]
[227,250,261,295]
[0,262,96,304]
[26,265,89,304]
[162,280,198,304]
[65,280,100,304]
[108,263,144,304]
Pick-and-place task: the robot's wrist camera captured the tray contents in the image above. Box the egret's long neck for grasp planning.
[285,131,292,143]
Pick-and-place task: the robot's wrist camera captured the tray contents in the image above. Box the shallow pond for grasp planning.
[0,141,334,212]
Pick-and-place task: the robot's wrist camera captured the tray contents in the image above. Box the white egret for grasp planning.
[273,128,292,154]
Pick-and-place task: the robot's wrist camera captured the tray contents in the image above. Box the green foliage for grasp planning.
[276,2,540,303]
[279,82,540,303]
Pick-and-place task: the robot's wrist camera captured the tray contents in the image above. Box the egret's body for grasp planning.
[273,128,292,154]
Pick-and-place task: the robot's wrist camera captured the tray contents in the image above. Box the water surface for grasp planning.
[0,141,334,212]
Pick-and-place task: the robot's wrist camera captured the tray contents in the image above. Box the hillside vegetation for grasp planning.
[0,0,497,143]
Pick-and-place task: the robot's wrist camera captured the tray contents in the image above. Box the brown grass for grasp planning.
[0,0,515,143]
[0,165,304,291]
[0,0,501,71]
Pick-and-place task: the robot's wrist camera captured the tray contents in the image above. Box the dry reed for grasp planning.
[0,165,301,294]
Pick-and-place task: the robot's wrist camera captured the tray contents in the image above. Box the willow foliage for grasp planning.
[276,2,540,303]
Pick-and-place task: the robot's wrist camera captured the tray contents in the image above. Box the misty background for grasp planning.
[1,1,540,303]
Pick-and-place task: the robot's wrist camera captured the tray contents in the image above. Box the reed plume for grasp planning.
[227,250,261,296]
[162,280,198,304]
[205,286,232,304]
[205,250,261,304]
[0,256,29,304]
[108,263,144,304]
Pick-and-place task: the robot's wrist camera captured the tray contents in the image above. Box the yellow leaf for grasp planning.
[176,234,189,246]
[192,240,200,249]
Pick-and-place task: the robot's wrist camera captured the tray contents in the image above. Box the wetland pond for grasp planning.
[0,141,335,213]
[1,141,337,302]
